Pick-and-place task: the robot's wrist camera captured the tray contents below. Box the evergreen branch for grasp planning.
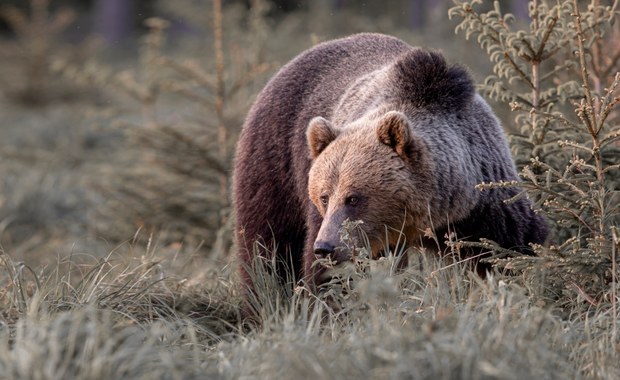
[115,71,153,103]
[451,239,524,261]
[514,94,534,108]
[521,180,582,207]
[539,62,577,83]
[503,189,528,204]
[160,81,216,108]
[534,12,559,60]
[558,140,594,155]
[504,51,534,88]
[539,13,610,61]
[539,94,584,109]
[529,111,576,130]
[555,179,589,199]
[602,164,620,174]
[573,0,602,136]
[522,162,587,204]
[155,125,228,175]
[475,180,521,192]
[600,130,620,149]
[539,44,564,62]
[574,100,596,139]
[158,57,217,91]
[486,81,533,107]
[598,73,620,127]
[519,41,536,60]
[555,206,596,234]
[469,8,503,46]
[600,94,620,130]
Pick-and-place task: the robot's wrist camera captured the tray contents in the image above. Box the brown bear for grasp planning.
[233,33,548,296]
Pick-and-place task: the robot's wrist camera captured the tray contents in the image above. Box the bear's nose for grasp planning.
[313,241,335,258]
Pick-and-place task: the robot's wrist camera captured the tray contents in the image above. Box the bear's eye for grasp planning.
[346,195,359,206]
[319,194,329,206]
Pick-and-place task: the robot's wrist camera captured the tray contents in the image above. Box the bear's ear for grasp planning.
[376,111,411,158]
[307,117,338,159]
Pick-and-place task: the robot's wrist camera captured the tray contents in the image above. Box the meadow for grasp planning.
[0,0,618,378]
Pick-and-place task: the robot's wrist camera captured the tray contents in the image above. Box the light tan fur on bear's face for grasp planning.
[307,112,434,261]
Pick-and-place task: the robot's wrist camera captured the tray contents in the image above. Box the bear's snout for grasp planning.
[314,208,351,261]
[313,239,352,264]
[313,241,335,258]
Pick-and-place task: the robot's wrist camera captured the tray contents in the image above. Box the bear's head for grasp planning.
[306,111,434,262]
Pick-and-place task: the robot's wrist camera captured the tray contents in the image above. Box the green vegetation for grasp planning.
[0,0,617,378]
[451,0,620,313]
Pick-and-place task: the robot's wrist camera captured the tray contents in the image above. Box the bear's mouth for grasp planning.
[317,244,406,282]
[319,244,398,264]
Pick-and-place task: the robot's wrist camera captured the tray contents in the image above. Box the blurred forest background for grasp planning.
[0,0,529,268]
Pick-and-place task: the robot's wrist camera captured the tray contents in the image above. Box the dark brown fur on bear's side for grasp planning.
[233,33,548,305]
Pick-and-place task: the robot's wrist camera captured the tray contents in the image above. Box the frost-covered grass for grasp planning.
[0,245,617,380]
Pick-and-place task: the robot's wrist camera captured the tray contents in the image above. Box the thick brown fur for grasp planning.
[233,33,548,302]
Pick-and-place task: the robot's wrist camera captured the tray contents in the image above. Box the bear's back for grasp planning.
[247,33,412,131]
